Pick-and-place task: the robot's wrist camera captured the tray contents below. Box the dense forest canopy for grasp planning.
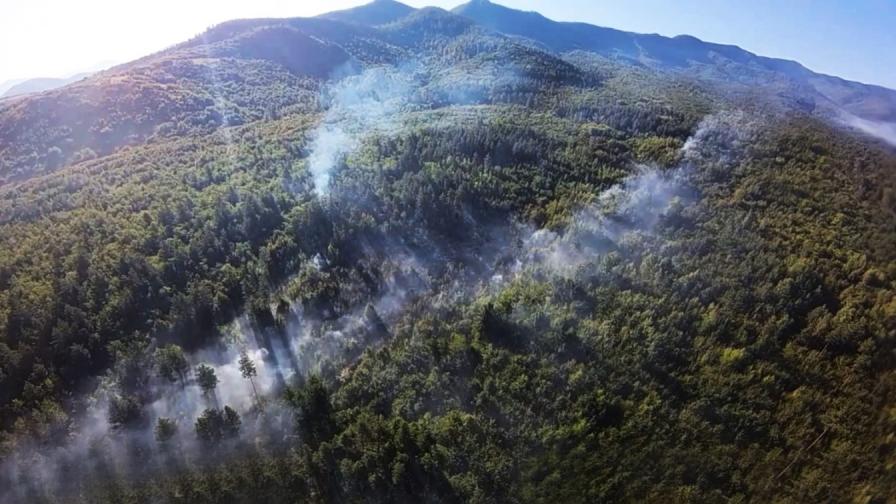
[1,1,895,502]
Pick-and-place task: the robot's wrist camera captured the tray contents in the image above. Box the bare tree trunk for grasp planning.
[250,377,263,412]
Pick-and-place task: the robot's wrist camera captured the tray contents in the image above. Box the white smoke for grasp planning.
[681,110,761,167]
[504,112,759,280]
[515,166,690,278]
[840,112,896,147]
[307,64,421,195]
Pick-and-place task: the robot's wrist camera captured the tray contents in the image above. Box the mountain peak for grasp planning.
[320,0,415,26]
[452,0,552,28]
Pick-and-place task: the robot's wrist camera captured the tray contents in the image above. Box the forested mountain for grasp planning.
[453,0,896,125]
[1,1,895,503]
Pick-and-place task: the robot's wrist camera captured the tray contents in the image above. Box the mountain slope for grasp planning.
[453,0,896,129]
[453,0,787,68]
[0,4,583,185]
[3,0,892,189]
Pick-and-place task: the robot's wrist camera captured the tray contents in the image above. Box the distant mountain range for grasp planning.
[1,0,894,184]
[0,60,118,99]
[0,78,27,96]
[0,73,93,98]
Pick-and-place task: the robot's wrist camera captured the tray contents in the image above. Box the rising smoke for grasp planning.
[0,59,752,501]
[307,63,422,195]
[840,111,896,147]
[514,166,692,278]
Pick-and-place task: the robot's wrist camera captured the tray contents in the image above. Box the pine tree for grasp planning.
[239,352,262,411]
[196,364,218,396]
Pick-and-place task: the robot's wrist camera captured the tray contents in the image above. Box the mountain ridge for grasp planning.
[449,0,896,124]
[320,0,416,26]
[1,73,93,98]
[0,0,894,186]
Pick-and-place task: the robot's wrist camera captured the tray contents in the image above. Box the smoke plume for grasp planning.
[307,64,421,195]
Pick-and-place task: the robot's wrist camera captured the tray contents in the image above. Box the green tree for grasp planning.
[156,344,189,385]
[286,375,335,448]
[155,417,178,444]
[239,352,261,410]
[195,406,241,444]
[196,364,218,396]
[108,395,144,429]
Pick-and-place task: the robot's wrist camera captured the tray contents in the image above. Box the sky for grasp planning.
[1,0,895,89]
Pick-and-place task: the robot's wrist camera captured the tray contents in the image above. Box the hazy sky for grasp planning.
[1,0,895,89]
